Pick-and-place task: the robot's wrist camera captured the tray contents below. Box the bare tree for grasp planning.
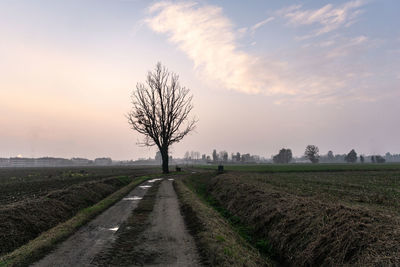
[273,148,293,164]
[305,145,319,163]
[127,63,197,173]
[345,149,357,163]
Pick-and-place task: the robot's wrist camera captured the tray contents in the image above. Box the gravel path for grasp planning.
[33,178,201,266]
[33,179,155,267]
[122,179,201,266]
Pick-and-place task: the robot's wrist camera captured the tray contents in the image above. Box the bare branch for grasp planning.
[127,62,197,172]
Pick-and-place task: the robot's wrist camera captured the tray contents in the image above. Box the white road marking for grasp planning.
[139,185,152,189]
[168,178,174,181]
[108,227,119,231]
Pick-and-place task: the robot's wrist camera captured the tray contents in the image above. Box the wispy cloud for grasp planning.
[325,35,368,58]
[145,1,390,104]
[277,0,366,37]
[146,1,290,95]
[251,17,275,34]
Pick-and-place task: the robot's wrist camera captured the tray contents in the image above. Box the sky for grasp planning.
[0,0,399,160]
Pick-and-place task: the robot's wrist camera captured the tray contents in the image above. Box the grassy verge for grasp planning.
[182,173,278,261]
[182,174,276,259]
[174,176,272,267]
[0,174,158,267]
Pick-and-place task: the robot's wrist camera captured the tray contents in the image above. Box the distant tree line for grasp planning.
[180,149,266,164]
[178,147,398,165]
[302,146,388,164]
[271,146,391,164]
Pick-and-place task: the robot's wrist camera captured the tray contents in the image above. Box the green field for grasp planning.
[230,170,399,213]
[200,162,400,173]
[185,164,400,265]
[199,163,400,212]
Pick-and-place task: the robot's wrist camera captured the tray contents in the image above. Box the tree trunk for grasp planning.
[161,147,169,174]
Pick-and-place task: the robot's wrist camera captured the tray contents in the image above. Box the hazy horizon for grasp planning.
[1,0,399,161]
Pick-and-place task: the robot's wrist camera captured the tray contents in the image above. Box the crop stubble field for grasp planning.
[1,164,399,266]
[183,164,400,265]
[0,166,158,205]
[0,166,159,257]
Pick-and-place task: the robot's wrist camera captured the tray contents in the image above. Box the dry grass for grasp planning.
[208,173,400,266]
[0,177,130,256]
[0,175,154,267]
[174,178,272,267]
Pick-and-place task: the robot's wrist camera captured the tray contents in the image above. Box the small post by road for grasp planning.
[217,165,224,174]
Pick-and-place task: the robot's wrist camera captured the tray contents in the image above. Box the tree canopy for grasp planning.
[345,149,357,163]
[127,63,197,173]
[305,145,319,163]
[273,148,293,164]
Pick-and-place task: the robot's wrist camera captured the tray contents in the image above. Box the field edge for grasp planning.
[174,176,272,267]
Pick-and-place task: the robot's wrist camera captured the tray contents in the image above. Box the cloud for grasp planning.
[325,35,368,58]
[145,1,392,104]
[251,17,275,34]
[146,1,289,95]
[277,0,366,37]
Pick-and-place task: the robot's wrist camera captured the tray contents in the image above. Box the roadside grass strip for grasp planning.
[0,175,157,267]
[174,178,272,267]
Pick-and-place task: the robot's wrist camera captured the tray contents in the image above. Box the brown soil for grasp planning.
[208,173,400,266]
[0,167,157,205]
[0,177,131,256]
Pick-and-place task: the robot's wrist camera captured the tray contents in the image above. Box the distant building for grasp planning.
[71,158,91,166]
[155,151,162,164]
[0,158,10,167]
[94,157,112,166]
[7,157,68,167]
[9,157,35,167]
[35,157,71,167]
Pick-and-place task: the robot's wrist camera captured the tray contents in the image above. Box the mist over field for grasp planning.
[0,0,399,161]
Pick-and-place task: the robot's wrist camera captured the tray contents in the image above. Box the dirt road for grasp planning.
[145,178,200,266]
[33,178,201,266]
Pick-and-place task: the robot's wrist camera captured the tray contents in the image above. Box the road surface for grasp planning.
[33,178,200,266]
